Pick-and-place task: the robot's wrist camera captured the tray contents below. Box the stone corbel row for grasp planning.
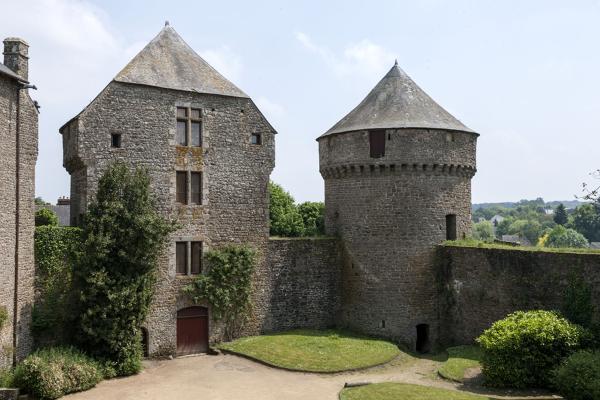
[319,163,477,179]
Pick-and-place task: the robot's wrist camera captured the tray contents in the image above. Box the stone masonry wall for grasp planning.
[438,245,600,346]
[62,81,275,356]
[319,128,477,351]
[0,74,37,367]
[259,238,342,332]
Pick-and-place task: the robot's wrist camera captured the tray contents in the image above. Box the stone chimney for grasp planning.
[3,37,29,81]
[57,197,71,206]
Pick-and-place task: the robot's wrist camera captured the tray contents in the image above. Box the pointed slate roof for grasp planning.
[321,61,475,137]
[114,24,248,98]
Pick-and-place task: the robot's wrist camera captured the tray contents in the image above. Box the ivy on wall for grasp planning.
[0,305,7,331]
[32,225,82,345]
[183,245,256,340]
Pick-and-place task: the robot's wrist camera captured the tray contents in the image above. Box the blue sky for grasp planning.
[2,0,600,204]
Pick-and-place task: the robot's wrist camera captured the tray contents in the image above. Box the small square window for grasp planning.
[111,133,122,148]
[251,133,262,145]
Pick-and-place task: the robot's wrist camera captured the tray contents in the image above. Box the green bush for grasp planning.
[74,163,176,376]
[477,310,582,388]
[35,208,59,227]
[545,225,589,248]
[33,226,82,345]
[553,350,600,400]
[13,347,102,399]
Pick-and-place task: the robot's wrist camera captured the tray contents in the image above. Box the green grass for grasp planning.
[438,345,483,382]
[444,239,600,255]
[218,329,400,372]
[340,383,492,400]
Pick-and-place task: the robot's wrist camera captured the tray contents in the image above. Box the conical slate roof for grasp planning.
[114,24,248,98]
[321,61,475,137]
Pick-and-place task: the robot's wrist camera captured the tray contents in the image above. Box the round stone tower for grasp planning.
[318,61,478,351]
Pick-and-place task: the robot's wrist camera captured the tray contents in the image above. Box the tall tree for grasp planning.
[74,163,176,376]
[554,203,568,225]
[569,204,600,242]
[268,181,305,237]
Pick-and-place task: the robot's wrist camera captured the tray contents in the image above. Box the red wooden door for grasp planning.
[177,307,209,355]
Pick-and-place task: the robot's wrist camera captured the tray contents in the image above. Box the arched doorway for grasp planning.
[140,327,149,357]
[177,306,209,355]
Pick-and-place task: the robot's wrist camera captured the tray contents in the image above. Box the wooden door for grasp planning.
[177,307,209,355]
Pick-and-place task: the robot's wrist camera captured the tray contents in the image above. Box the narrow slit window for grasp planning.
[416,324,430,353]
[446,214,457,241]
[191,122,201,147]
[176,120,187,146]
[176,242,187,275]
[191,242,202,275]
[191,172,202,205]
[111,133,122,148]
[369,130,385,158]
[176,171,188,204]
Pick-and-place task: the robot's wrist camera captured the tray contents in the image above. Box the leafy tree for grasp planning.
[554,203,568,225]
[35,197,51,206]
[545,225,588,248]
[507,219,543,244]
[269,182,305,237]
[298,201,325,236]
[184,246,256,340]
[35,208,59,226]
[472,221,495,242]
[74,163,176,376]
[569,204,600,242]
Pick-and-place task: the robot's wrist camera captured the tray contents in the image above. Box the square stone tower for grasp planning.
[60,24,276,356]
[0,37,38,367]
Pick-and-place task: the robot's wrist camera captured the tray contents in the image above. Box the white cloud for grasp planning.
[200,46,243,85]
[295,31,395,79]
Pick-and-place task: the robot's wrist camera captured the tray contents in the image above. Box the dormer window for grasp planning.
[176,107,202,147]
[369,130,385,158]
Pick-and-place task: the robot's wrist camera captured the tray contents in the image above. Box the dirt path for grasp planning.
[64,354,560,400]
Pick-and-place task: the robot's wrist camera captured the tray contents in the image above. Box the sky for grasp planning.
[1,0,600,204]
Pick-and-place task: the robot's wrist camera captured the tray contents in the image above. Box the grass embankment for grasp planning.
[438,345,483,382]
[339,383,492,400]
[444,239,600,255]
[218,329,399,372]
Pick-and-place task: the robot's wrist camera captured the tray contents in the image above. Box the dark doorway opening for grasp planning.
[416,324,430,353]
[369,130,386,158]
[141,327,149,358]
[177,306,209,355]
[446,214,457,241]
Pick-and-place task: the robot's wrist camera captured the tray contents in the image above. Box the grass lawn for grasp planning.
[340,383,492,400]
[438,345,483,382]
[218,329,399,372]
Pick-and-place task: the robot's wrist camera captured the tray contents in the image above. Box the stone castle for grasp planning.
[1,24,598,365]
[59,24,477,355]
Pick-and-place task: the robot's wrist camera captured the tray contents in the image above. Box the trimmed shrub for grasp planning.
[477,310,582,388]
[13,347,102,399]
[553,350,600,400]
[35,208,59,227]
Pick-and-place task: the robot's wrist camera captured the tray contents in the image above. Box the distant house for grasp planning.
[490,215,505,226]
[590,242,600,250]
[36,197,70,226]
[502,234,532,247]
[544,209,555,215]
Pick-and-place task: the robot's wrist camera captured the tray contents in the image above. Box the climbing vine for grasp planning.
[183,245,256,340]
[0,305,7,331]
